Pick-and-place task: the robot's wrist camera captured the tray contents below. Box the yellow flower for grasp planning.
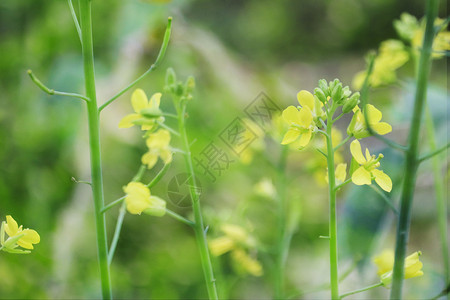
[118,89,163,131]
[1,215,40,253]
[209,224,262,277]
[123,182,166,216]
[142,129,173,169]
[353,40,409,89]
[297,90,326,121]
[281,105,314,147]
[347,104,392,139]
[350,140,392,192]
[373,249,423,287]
[411,17,450,59]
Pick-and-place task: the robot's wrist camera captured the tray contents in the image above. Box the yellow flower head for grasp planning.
[373,249,423,287]
[142,129,173,169]
[411,17,450,59]
[1,215,40,253]
[123,182,166,216]
[281,99,315,147]
[118,89,163,131]
[231,249,263,277]
[350,140,392,192]
[297,90,326,121]
[347,104,392,139]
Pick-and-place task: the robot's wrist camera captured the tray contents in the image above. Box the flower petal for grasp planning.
[209,236,234,256]
[350,140,366,164]
[372,169,393,192]
[5,216,19,237]
[118,113,141,129]
[335,163,347,183]
[366,104,382,124]
[131,89,149,113]
[297,130,312,148]
[160,149,173,164]
[142,152,158,169]
[282,106,301,125]
[149,92,162,109]
[297,90,315,111]
[298,106,313,128]
[281,129,301,145]
[372,122,392,135]
[373,249,395,276]
[352,166,372,185]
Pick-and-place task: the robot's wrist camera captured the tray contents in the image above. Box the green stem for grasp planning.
[418,141,450,163]
[326,103,339,300]
[424,108,449,292]
[79,0,112,298]
[334,178,352,192]
[147,162,171,188]
[333,135,352,152]
[176,101,218,299]
[166,209,195,227]
[339,282,383,299]
[274,146,289,299]
[101,196,126,214]
[390,0,438,298]
[369,185,399,215]
[67,0,82,43]
[108,201,126,266]
[98,17,172,113]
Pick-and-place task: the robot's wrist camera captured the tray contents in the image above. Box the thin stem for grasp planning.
[369,185,399,215]
[163,112,178,119]
[166,209,195,227]
[333,112,344,123]
[79,0,112,298]
[340,282,383,299]
[27,70,90,102]
[326,104,339,300]
[101,196,125,214]
[176,100,218,299]
[418,141,450,163]
[98,17,172,113]
[424,107,449,291]
[334,178,352,192]
[316,148,328,158]
[274,146,290,299]
[157,121,180,137]
[390,0,439,297]
[108,201,126,265]
[147,163,171,188]
[67,0,82,43]
[334,135,352,152]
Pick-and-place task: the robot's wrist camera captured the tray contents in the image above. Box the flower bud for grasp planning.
[318,79,329,96]
[165,68,177,87]
[184,76,195,95]
[329,78,340,92]
[140,107,163,118]
[331,82,343,103]
[342,92,360,113]
[314,87,327,103]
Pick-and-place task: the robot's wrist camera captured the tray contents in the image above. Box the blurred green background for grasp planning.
[0,0,448,299]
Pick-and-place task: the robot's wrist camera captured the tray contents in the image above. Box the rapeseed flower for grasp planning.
[123,182,166,216]
[1,215,40,253]
[281,105,314,147]
[350,140,392,192]
[142,129,173,169]
[347,104,392,139]
[118,89,163,131]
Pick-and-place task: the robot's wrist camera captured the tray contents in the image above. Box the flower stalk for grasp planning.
[390,0,439,297]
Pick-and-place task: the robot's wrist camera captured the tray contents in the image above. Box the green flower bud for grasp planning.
[342,92,360,113]
[314,87,327,103]
[140,107,163,118]
[184,76,195,95]
[329,78,340,92]
[165,68,177,87]
[331,82,343,103]
[342,86,352,98]
[318,79,329,96]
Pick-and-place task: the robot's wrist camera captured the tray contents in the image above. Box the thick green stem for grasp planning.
[326,104,339,300]
[79,0,112,298]
[176,102,218,299]
[390,0,438,298]
[425,108,449,293]
[274,146,289,299]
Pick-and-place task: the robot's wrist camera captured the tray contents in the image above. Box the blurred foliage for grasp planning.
[0,0,448,299]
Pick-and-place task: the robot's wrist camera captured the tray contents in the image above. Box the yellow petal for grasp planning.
[209,236,235,256]
[149,92,162,109]
[298,106,313,128]
[335,163,347,183]
[231,249,263,277]
[21,229,40,244]
[366,104,382,124]
[160,149,173,164]
[297,90,315,111]
[365,148,371,162]
[281,129,301,145]
[118,113,141,128]
[142,152,158,169]
[124,182,151,198]
[5,215,19,237]
[350,140,366,164]
[373,249,395,276]
[372,169,393,192]
[404,251,424,279]
[297,130,312,148]
[146,129,171,149]
[282,106,301,125]
[372,122,392,135]
[352,166,372,185]
[131,89,149,113]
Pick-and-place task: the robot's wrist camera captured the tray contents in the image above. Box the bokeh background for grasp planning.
[0,0,448,299]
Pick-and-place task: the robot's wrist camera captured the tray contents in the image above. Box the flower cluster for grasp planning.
[123,182,166,216]
[209,224,263,277]
[1,215,40,254]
